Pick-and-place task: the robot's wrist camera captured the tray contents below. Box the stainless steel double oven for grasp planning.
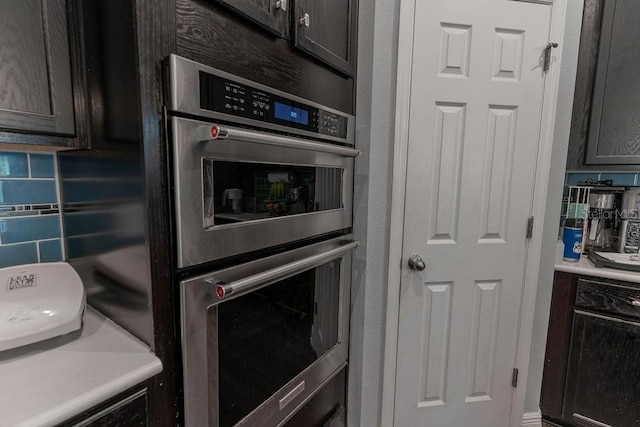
[167,55,357,427]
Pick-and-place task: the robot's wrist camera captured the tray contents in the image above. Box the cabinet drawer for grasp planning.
[576,279,640,320]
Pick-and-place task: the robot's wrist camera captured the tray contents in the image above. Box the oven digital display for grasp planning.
[198,71,349,140]
[274,102,309,125]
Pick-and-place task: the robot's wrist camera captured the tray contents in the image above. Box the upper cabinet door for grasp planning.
[293,0,356,77]
[213,0,288,38]
[0,0,75,135]
[586,0,640,164]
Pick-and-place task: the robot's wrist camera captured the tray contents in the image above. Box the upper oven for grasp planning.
[167,55,358,268]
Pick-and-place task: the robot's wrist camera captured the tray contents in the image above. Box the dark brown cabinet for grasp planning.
[205,0,357,77]
[585,0,640,165]
[212,0,289,37]
[293,0,356,76]
[542,272,640,426]
[57,387,148,427]
[56,0,360,424]
[563,311,640,426]
[566,0,640,167]
[0,0,75,135]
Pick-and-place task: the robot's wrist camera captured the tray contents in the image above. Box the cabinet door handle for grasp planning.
[630,298,640,307]
[299,13,310,27]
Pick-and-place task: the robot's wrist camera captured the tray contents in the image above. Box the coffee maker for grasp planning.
[619,188,640,253]
[586,192,616,251]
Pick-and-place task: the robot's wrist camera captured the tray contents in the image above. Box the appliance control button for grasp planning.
[216,285,226,298]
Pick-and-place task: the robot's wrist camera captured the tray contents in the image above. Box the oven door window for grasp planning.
[210,260,342,427]
[203,159,344,228]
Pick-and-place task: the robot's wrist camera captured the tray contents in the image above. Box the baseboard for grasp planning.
[522,409,542,427]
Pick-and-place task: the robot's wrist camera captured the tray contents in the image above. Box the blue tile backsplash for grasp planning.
[0,151,63,268]
[59,154,145,260]
[30,154,55,178]
[566,172,639,187]
[0,152,29,178]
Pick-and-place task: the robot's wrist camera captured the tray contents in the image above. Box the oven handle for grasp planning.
[197,125,361,158]
[213,240,359,299]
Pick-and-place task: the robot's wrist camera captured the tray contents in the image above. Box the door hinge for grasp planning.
[526,216,534,239]
[543,42,559,72]
[512,368,519,388]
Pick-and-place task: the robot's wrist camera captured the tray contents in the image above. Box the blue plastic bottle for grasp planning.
[562,218,584,262]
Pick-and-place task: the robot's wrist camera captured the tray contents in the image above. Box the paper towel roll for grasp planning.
[267,172,296,184]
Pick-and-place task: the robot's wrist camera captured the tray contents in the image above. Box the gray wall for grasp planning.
[348,0,400,425]
[524,0,584,414]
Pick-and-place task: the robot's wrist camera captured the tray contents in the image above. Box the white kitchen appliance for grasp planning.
[0,262,85,352]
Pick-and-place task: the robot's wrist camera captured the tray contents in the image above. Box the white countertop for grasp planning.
[555,241,640,283]
[0,306,162,427]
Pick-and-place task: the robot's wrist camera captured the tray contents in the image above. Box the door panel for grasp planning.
[586,0,640,164]
[394,0,552,425]
[563,311,640,426]
[418,282,452,406]
[0,0,75,135]
[212,0,288,38]
[294,0,355,76]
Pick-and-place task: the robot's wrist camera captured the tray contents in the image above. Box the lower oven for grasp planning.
[180,235,356,427]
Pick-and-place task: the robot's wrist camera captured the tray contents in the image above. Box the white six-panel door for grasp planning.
[393,0,553,425]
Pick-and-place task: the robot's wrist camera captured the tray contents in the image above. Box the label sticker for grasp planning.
[6,273,37,291]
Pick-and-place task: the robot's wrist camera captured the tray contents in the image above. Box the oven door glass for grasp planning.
[204,159,344,228]
[213,259,341,427]
[180,237,353,427]
[172,116,356,268]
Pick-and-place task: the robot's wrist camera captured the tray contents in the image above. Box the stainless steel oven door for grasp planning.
[171,116,358,268]
[180,236,356,427]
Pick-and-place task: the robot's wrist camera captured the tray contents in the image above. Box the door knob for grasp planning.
[408,255,426,271]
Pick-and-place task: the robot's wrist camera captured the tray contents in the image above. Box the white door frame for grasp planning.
[380,0,568,425]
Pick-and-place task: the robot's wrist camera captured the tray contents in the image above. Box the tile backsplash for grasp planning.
[566,172,640,186]
[0,151,63,268]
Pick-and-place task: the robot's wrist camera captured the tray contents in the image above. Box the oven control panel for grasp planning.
[622,220,640,253]
[199,72,348,140]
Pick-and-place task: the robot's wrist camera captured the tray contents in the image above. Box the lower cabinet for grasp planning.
[541,272,640,426]
[56,387,148,427]
[563,311,640,426]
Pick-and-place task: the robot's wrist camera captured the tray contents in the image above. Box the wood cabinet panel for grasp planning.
[293,0,356,76]
[563,311,640,426]
[210,0,288,38]
[541,271,579,421]
[586,0,640,164]
[566,0,603,170]
[176,0,355,114]
[542,273,640,426]
[0,1,50,115]
[576,278,640,320]
[0,0,75,135]
[57,388,148,427]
